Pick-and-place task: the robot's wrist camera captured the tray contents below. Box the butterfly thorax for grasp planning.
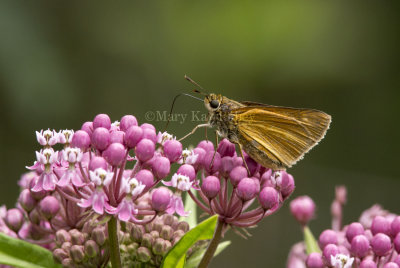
[207,96,244,143]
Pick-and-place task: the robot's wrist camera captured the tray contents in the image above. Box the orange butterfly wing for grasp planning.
[231,106,331,169]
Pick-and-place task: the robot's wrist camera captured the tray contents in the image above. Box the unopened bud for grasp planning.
[69,229,85,245]
[137,246,152,262]
[141,233,154,249]
[91,227,106,246]
[131,225,145,243]
[160,225,174,241]
[153,238,166,255]
[176,221,190,233]
[53,248,68,263]
[56,230,71,246]
[70,245,84,263]
[84,240,99,258]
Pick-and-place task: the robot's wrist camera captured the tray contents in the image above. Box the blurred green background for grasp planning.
[0,1,399,267]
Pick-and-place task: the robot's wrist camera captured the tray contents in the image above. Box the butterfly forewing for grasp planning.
[232,106,331,169]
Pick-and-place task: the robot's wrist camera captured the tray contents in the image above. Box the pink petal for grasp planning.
[117,201,131,222]
[175,196,189,217]
[162,180,173,187]
[42,173,56,191]
[31,176,44,192]
[71,172,85,187]
[57,173,70,187]
[77,197,92,208]
[92,193,105,215]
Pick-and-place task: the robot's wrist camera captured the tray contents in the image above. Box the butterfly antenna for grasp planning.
[164,93,203,131]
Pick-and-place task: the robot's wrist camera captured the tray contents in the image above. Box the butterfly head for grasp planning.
[204,93,223,112]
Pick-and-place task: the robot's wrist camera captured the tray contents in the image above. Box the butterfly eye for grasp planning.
[210,100,219,109]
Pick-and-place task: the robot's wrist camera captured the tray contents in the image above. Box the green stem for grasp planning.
[198,219,224,268]
[108,217,122,268]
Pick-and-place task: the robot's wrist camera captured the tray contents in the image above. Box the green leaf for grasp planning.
[184,241,231,268]
[161,215,218,268]
[303,226,321,254]
[0,232,62,268]
[179,191,198,228]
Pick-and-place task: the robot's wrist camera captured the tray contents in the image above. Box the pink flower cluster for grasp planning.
[288,187,400,268]
[0,112,297,267]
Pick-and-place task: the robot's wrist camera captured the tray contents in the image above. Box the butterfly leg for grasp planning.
[178,123,211,142]
[236,142,251,176]
[209,133,219,170]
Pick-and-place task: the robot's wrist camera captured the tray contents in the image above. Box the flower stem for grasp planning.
[107,217,122,268]
[198,218,224,268]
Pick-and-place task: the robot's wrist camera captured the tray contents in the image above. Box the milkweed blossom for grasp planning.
[0,113,296,267]
[287,186,400,268]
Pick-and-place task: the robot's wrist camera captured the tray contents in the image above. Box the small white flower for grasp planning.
[171,173,192,191]
[112,121,120,128]
[129,178,146,198]
[330,254,354,268]
[89,168,114,187]
[62,147,83,163]
[178,149,198,165]
[157,131,175,145]
[36,129,58,146]
[36,148,58,165]
[58,129,74,144]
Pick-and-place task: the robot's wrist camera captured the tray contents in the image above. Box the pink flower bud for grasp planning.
[360,260,377,268]
[203,151,221,174]
[71,130,91,150]
[93,114,111,130]
[220,156,234,177]
[197,140,214,152]
[109,130,125,145]
[229,166,248,187]
[136,169,155,190]
[152,188,171,212]
[277,171,295,198]
[177,164,196,182]
[351,235,370,258]
[371,233,392,256]
[4,209,24,232]
[289,196,315,226]
[217,139,235,157]
[120,115,138,131]
[322,244,339,264]
[371,216,391,236]
[244,155,258,176]
[306,252,324,268]
[39,196,60,219]
[152,156,170,179]
[391,216,400,236]
[163,140,183,162]
[91,127,110,151]
[89,156,107,171]
[81,121,93,137]
[135,139,155,162]
[346,222,365,243]
[259,187,279,210]
[124,126,143,148]
[394,233,400,253]
[385,262,400,268]
[201,176,221,199]
[395,255,400,267]
[319,230,338,249]
[193,148,206,166]
[18,189,37,212]
[140,123,156,132]
[236,178,259,201]
[103,143,126,166]
[142,128,157,144]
